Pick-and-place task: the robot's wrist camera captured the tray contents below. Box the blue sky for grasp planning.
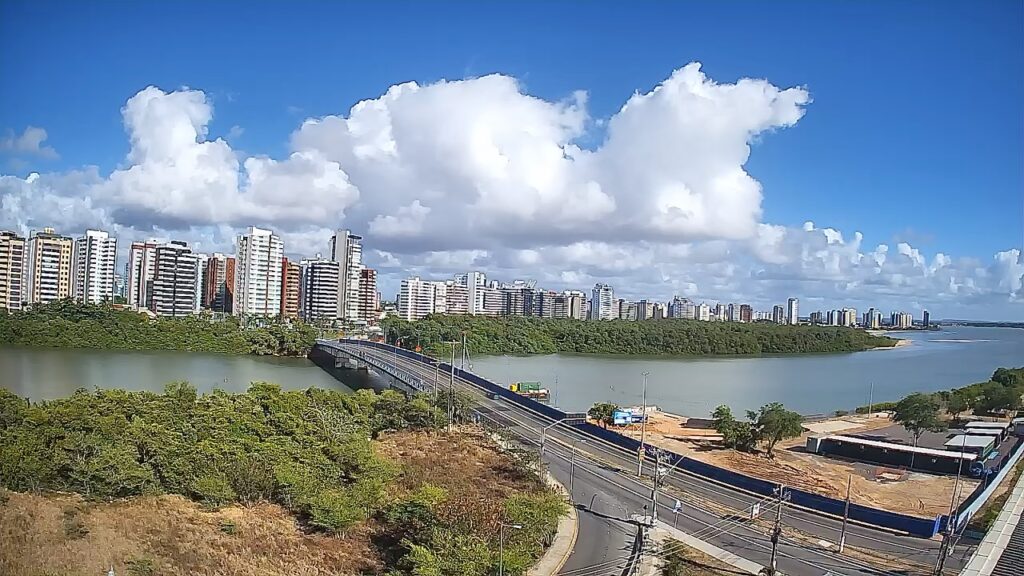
[1,1,1022,318]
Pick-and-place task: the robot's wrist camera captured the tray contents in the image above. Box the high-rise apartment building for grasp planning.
[203,254,236,313]
[127,240,160,309]
[280,258,300,319]
[922,310,930,328]
[481,286,503,316]
[192,253,209,314]
[299,257,340,322]
[697,302,710,321]
[841,308,858,327]
[24,228,73,305]
[590,283,615,320]
[329,229,363,324]
[786,298,799,325]
[566,290,587,320]
[149,241,198,317]
[890,311,913,329]
[863,308,881,329]
[465,271,486,314]
[0,231,25,311]
[772,305,785,324]
[739,304,752,323]
[358,268,378,323]
[809,311,823,325]
[234,227,284,317]
[398,276,437,321]
[445,281,470,315]
[72,229,117,305]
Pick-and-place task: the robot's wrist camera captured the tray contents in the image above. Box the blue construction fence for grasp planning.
[338,339,944,538]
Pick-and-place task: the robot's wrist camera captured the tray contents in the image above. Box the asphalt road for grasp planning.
[330,341,976,576]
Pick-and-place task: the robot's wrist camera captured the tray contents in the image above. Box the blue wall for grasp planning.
[333,340,942,537]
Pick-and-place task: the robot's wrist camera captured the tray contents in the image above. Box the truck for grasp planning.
[509,381,550,400]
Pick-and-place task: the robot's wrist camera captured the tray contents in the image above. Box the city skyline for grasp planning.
[1,3,1022,320]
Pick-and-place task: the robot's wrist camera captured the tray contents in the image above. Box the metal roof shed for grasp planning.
[944,434,995,455]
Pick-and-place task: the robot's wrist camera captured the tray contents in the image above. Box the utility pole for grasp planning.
[461,331,467,369]
[868,382,874,415]
[447,341,456,432]
[433,361,439,401]
[769,484,789,576]
[650,449,665,525]
[935,433,968,575]
[638,371,650,477]
[839,474,852,553]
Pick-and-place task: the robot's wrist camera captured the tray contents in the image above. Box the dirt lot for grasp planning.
[617,410,980,518]
[0,427,543,576]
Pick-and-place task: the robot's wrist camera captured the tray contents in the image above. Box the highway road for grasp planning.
[329,341,976,576]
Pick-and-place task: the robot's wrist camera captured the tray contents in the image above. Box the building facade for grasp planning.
[398,276,437,321]
[330,229,363,324]
[127,240,159,309]
[786,297,799,325]
[203,254,235,313]
[149,241,198,317]
[280,258,300,319]
[72,229,117,305]
[590,283,615,320]
[358,268,378,323]
[24,228,73,305]
[772,305,785,324]
[234,227,284,317]
[0,231,25,311]
[299,258,340,322]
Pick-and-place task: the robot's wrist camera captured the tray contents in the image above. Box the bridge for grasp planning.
[314,339,972,575]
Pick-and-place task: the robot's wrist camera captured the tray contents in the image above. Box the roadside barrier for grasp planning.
[332,340,944,537]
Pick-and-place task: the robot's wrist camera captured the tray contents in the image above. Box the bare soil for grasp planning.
[620,410,979,518]
[0,427,543,576]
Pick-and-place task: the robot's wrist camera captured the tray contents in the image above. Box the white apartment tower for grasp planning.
[24,228,73,304]
[299,257,340,322]
[234,227,284,317]
[0,231,26,311]
[786,297,799,325]
[465,271,487,314]
[590,283,615,320]
[398,277,436,321]
[330,229,363,324]
[72,229,117,304]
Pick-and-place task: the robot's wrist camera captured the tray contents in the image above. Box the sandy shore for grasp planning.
[873,338,911,351]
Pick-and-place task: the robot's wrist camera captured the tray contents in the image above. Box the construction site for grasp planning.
[613,408,985,518]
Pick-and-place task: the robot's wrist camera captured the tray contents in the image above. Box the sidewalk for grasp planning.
[636,521,765,576]
[527,473,579,576]
[960,464,1024,576]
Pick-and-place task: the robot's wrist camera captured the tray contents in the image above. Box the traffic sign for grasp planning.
[751,502,761,520]
[564,412,587,425]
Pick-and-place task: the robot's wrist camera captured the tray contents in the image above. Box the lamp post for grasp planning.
[498,522,523,576]
[540,418,570,457]
[570,438,586,499]
[638,371,650,477]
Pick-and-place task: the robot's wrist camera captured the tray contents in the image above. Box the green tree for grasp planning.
[946,390,971,421]
[588,402,619,428]
[977,381,1023,414]
[711,405,757,453]
[892,393,944,467]
[748,403,804,459]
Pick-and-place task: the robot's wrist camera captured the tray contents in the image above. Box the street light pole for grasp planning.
[935,433,969,575]
[638,371,650,477]
[498,522,523,576]
[839,474,852,552]
[447,341,456,431]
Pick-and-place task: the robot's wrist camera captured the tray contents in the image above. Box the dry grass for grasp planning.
[0,427,543,576]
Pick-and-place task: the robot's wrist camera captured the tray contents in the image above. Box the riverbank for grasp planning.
[0,301,317,357]
[382,314,897,357]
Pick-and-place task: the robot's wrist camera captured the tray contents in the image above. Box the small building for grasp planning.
[965,421,1012,440]
[811,434,976,475]
[962,427,1003,446]
[944,435,996,458]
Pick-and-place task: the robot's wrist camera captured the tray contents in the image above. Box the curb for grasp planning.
[528,472,579,576]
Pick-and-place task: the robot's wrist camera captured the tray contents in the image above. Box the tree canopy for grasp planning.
[0,384,565,576]
[892,393,944,445]
[587,402,619,428]
[380,314,896,357]
[747,403,804,458]
[0,300,317,356]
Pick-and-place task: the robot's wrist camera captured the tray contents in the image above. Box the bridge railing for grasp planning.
[330,339,944,538]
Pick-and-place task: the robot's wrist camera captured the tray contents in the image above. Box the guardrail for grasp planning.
[327,339,944,538]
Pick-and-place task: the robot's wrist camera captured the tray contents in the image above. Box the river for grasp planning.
[467,326,1024,417]
[2,326,1021,414]
[0,347,354,401]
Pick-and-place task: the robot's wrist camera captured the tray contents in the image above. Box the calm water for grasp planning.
[0,347,353,401]
[468,326,1024,417]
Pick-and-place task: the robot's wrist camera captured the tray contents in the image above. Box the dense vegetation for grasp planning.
[0,301,317,356]
[0,384,565,575]
[381,314,896,356]
[711,403,804,458]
